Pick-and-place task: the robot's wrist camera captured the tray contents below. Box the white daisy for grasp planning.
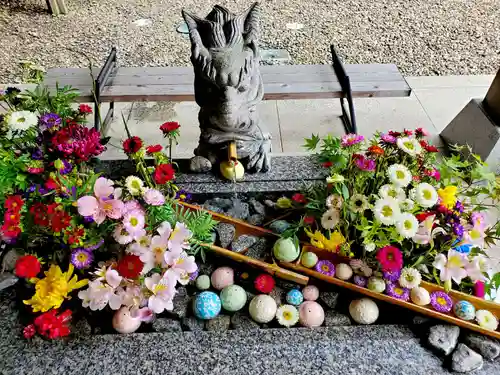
[326,194,343,209]
[321,208,340,230]
[7,110,38,132]
[276,304,299,327]
[415,183,438,208]
[395,213,419,238]
[125,176,144,196]
[364,242,376,252]
[379,184,406,201]
[397,137,422,156]
[349,194,369,213]
[387,164,412,187]
[400,199,415,211]
[399,267,421,289]
[476,310,499,331]
[373,197,401,225]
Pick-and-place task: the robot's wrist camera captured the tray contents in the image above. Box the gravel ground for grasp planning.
[0,0,499,82]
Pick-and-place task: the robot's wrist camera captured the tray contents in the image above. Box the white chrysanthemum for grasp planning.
[326,174,345,184]
[476,310,499,331]
[415,183,438,208]
[364,242,376,252]
[349,194,369,213]
[326,194,343,209]
[388,164,412,187]
[125,176,144,196]
[276,304,299,327]
[397,137,422,156]
[7,111,38,132]
[379,184,406,201]
[373,197,401,225]
[321,208,340,230]
[399,267,422,289]
[400,199,415,211]
[395,213,419,238]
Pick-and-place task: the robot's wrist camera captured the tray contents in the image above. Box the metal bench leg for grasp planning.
[93,47,117,133]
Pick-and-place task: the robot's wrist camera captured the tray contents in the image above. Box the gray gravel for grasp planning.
[0,0,499,83]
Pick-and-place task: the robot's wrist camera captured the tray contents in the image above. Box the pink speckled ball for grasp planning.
[299,301,324,327]
[302,285,320,301]
[211,267,234,290]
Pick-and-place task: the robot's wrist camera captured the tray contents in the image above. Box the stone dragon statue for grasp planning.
[182,2,272,173]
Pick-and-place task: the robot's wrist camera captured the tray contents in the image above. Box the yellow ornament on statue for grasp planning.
[220,160,245,181]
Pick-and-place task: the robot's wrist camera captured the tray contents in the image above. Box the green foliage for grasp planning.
[303,134,320,151]
[0,147,30,204]
[21,85,80,119]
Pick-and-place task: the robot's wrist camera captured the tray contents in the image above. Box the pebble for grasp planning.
[170,287,191,319]
[0,273,17,292]
[231,312,260,331]
[248,214,264,226]
[181,317,205,332]
[464,333,500,360]
[227,200,250,220]
[451,344,483,373]
[324,311,351,326]
[230,235,258,253]
[189,156,212,173]
[152,318,182,332]
[205,315,231,332]
[245,238,268,260]
[269,220,291,234]
[72,318,92,336]
[319,291,339,309]
[428,325,460,356]
[215,222,236,248]
[1,249,20,272]
[250,199,266,216]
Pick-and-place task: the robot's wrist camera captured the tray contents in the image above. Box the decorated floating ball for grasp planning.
[299,301,325,327]
[273,238,300,262]
[454,300,476,321]
[254,273,275,294]
[112,306,142,334]
[336,263,353,281]
[301,251,318,268]
[410,287,431,306]
[349,298,379,325]
[195,275,211,291]
[302,285,319,301]
[249,294,277,323]
[193,291,222,320]
[211,267,234,290]
[367,277,386,293]
[220,285,247,312]
[286,289,304,306]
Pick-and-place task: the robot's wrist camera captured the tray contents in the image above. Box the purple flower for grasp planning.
[58,160,73,175]
[341,133,364,147]
[454,201,464,214]
[31,148,43,160]
[315,260,336,277]
[40,113,62,130]
[385,283,410,301]
[27,185,37,193]
[189,269,199,281]
[353,275,368,287]
[70,248,94,269]
[383,270,401,283]
[83,216,94,224]
[430,291,453,313]
[453,223,464,238]
[355,156,376,172]
[175,189,192,202]
[380,133,397,144]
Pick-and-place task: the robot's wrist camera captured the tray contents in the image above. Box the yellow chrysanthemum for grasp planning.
[437,186,457,209]
[24,264,88,312]
[305,228,345,252]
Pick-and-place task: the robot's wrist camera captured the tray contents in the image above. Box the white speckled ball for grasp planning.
[410,287,431,306]
[299,301,325,327]
[336,263,353,281]
[249,294,277,323]
[112,307,142,334]
[349,298,379,325]
[301,252,319,268]
[367,277,386,293]
[195,275,211,290]
[211,267,234,290]
[302,285,320,301]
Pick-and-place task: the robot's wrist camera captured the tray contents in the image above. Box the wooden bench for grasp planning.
[43,46,411,135]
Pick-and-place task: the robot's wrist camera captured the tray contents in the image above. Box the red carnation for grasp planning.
[292,193,307,204]
[303,216,315,225]
[388,131,401,137]
[153,164,175,184]
[78,104,93,114]
[403,129,413,136]
[160,121,180,134]
[30,203,49,226]
[45,178,58,191]
[254,273,275,294]
[415,212,435,222]
[146,144,163,155]
[15,255,41,278]
[322,161,333,168]
[123,136,143,154]
[34,309,72,339]
[51,123,105,162]
[117,255,144,279]
[415,127,429,137]
[5,195,24,213]
[425,145,439,153]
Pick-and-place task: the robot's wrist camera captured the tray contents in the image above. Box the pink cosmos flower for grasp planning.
[432,250,468,284]
[354,155,376,172]
[123,210,146,239]
[471,213,486,229]
[123,200,145,215]
[145,271,177,313]
[77,177,124,225]
[164,250,198,285]
[341,133,364,147]
[143,188,165,206]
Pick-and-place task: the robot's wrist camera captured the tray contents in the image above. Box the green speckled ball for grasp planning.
[367,277,386,293]
[301,252,318,268]
[196,275,211,290]
[220,285,247,312]
[273,238,300,262]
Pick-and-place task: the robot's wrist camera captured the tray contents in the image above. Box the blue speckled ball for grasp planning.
[286,289,304,306]
[193,291,221,320]
[453,300,476,321]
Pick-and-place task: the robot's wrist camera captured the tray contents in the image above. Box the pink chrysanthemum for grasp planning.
[51,122,105,162]
[376,246,403,272]
[354,155,376,172]
[341,133,364,147]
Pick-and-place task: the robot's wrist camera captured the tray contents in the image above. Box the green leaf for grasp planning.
[303,134,320,151]
[341,184,349,200]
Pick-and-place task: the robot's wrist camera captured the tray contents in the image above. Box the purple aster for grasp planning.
[341,133,364,147]
[175,189,192,202]
[58,160,73,175]
[27,185,37,193]
[383,270,401,283]
[385,283,410,301]
[453,223,464,238]
[353,275,368,287]
[83,216,95,224]
[39,113,62,130]
[380,133,397,144]
[315,260,336,277]
[70,248,94,269]
[189,269,199,281]
[31,148,43,160]
[454,201,464,214]
[354,156,376,172]
[430,291,453,313]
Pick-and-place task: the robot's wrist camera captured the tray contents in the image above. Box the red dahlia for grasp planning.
[123,136,143,154]
[15,255,41,278]
[1,221,21,238]
[117,255,143,278]
[146,144,163,155]
[78,104,93,114]
[30,203,49,226]
[51,123,105,162]
[153,164,175,184]
[5,195,24,212]
[292,193,307,204]
[160,121,180,134]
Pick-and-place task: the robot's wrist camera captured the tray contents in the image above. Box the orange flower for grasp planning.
[368,145,384,156]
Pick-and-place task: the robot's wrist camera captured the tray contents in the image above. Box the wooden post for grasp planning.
[46,0,60,15]
[484,68,500,125]
[56,0,68,14]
